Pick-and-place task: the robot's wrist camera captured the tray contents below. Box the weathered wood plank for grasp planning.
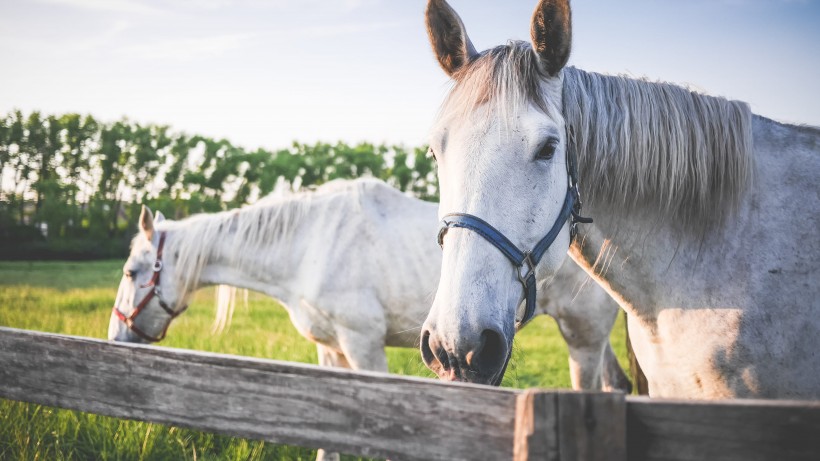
[557,392,626,461]
[627,396,820,461]
[514,390,627,461]
[7,327,820,461]
[0,327,518,461]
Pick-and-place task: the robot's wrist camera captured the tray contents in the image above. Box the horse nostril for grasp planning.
[421,330,435,365]
[465,329,507,375]
[421,329,450,372]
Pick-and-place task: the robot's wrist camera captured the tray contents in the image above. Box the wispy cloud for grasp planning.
[122,32,256,60]
[296,21,403,39]
[716,0,811,5]
[336,0,380,10]
[0,20,133,54]
[163,0,379,12]
[665,0,812,5]
[117,20,401,62]
[35,0,164,14]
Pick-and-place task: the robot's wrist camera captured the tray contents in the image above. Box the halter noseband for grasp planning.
[436,139,591,329]
[112,232,188,342]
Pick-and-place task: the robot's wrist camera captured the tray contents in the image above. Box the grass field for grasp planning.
[0,260,629,460]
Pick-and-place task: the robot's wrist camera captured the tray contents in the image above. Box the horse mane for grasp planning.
[439,40,754,235]
[154,178,373,330]
[562,67,753,234]
[153,192,307,299]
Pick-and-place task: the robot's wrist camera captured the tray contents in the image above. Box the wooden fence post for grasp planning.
[515,390,558,460]
[515,390,627,461]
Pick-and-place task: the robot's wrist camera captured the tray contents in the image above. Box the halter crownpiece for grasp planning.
[436,138,591,328]
[112,232,188,342]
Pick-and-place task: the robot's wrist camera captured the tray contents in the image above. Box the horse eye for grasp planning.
[124,270,136,279]
[536,138,559,161]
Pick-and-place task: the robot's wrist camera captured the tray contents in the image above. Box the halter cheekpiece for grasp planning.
[436,137,592,328]
[112,232,188,342]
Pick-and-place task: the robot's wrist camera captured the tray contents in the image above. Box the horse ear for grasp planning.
[426,0,478,76]
[530,0,572,76]
[139,205,154,241]
[154,210,166,223]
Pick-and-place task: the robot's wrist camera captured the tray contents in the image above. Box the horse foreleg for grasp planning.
[564,342,605,390]
[334,326,389,373]
[317,343,352,369]
[313,330,388,461]
[315,449,340,461]
[561,329,632,393]
[601,342,633,394]
[314,344,347,461]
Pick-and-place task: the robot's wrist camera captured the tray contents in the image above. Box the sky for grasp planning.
[1,0,818,151]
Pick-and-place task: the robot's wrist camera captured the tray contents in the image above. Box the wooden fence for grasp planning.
[1,327,818,460]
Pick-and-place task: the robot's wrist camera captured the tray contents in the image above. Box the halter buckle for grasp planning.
[153,260,163,272]
[517,252,535,286]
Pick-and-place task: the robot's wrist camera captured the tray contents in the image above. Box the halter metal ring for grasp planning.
[517,252,535,286]
[436,224,448,248]
[153,260,163,272]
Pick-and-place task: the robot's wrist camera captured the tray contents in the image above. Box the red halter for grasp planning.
[112,232,188,342]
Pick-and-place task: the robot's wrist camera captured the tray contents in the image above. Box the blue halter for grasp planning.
[436,143,591,328]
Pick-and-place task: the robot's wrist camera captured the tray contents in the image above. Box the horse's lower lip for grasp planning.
[435,368,501,386]
[441,371,458,382]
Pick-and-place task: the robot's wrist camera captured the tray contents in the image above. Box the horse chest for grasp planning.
[632,308,756,399]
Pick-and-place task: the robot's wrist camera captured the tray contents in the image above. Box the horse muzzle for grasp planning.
[420,320,511,385]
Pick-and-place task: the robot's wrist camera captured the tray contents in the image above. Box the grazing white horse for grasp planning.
[421,0,819,398]
[108,178,629,461]
[108,178,629,393]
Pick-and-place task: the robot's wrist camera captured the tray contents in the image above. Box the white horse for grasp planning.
[109,178,629,460]
[421,0,819,399]
[108,178,629,393]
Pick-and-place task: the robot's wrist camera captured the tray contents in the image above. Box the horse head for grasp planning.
[108,205,189,343]
[421,0,576,385]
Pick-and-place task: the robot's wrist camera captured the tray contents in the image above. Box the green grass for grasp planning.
[0,260,629,460]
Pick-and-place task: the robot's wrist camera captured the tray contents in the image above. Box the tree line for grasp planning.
[0,111,437,259]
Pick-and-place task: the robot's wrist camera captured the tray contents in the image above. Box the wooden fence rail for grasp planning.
[1,327,818,460]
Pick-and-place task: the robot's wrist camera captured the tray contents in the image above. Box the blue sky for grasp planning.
[1,0,818,150]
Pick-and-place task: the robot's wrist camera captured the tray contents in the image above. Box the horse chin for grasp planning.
[110,328,150,344]
[434,370,503,386]
[431,368,499,385]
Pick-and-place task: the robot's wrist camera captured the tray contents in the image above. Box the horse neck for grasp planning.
[567,214,668,323]
[166,199,315,300]
[560,66,758,323]
[567,116,819,318]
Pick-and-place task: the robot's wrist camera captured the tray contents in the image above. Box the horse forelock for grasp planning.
[438,41,553,126]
